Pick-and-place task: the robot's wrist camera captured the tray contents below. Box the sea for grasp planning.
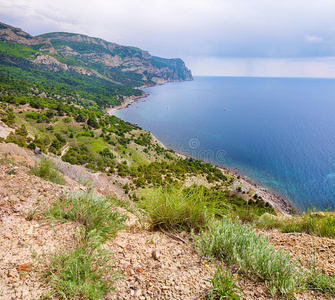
[115,76,335,211]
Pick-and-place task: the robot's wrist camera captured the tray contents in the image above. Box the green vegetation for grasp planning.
[195,217,305,297]
[139,185,225,231]
[5,124,29,147]
[206,263,244,300]
[135,179,277,235]
[259,211,335,238]
[306,268,335,296]
[44,230,120,300]
[0,41,37,59]
[132,158,228,188]
[45,192,127,242]
[30,156,65,185]
[0,61,141,109]
[42,193,127,299]
[224,195,275,223]
[1,107,15,125]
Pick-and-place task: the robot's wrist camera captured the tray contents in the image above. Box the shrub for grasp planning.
[194,217,305,296]
[63,116,72,123]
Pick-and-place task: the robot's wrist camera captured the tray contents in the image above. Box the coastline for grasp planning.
[172,148,295,216]
[107,93,148,116]
[220,165,295,216]
[109,94,296,216]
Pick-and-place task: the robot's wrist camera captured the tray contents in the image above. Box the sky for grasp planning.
[1,0,335,78]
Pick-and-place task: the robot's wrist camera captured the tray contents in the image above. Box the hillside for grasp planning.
[0,22,192,109]
[1,90,335,299]
[39,32,193,85]
[0,144,334,300]
[1,21,335,300]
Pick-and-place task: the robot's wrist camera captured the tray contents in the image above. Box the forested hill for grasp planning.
[0,21,192,109]
[40,32,193,85]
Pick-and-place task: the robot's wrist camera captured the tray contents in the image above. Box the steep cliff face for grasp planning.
[0,22,56,54]
[40,32,193,86]
[0,22,193,87]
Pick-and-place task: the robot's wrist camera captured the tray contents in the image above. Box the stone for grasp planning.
[180,231,187,238]
[8,268,17,278]
[151,250,160,260]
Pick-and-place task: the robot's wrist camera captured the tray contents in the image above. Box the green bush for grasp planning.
[194,217,305,296]
[63,116,72,123]
[306,268,335,296]
[280,212,335,238]
[1,109,15,125]
[42,192,126,299]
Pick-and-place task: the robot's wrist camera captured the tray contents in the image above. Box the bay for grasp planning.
[115,76,335,211]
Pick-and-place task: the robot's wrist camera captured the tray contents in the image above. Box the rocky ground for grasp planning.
[0,144,334,299]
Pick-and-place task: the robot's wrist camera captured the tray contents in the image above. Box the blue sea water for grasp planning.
[115,76,335,211]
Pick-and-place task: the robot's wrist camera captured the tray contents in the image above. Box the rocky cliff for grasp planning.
[0,22,193,87]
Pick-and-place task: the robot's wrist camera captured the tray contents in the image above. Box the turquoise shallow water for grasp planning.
[116,76,335,211]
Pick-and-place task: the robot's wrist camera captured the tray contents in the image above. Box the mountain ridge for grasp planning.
[0,22,193,88]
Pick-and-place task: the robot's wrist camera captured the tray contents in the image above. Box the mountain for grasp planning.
[0,22,192,86]
[0,21,192,108]
[39,32,193,85]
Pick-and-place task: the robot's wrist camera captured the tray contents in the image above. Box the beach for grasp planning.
[107,93,148,116]
[174,148,295,216]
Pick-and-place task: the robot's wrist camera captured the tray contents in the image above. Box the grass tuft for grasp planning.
[259,211,335,239]
[45,192,127,242]
[206,263,244,299]
[139,185,224,231]
[42,194,127,299]
[305,268,335,296]
[44,230,120,300]
[30,156,65,185]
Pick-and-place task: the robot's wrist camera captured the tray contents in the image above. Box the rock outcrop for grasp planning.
[0,22,193,87]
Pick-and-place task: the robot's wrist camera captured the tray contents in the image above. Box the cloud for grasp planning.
[305,35,324,43]
[186,56,335,78]
[1,0,335,77]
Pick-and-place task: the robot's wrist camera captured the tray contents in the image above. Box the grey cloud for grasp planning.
[2,0,335,76]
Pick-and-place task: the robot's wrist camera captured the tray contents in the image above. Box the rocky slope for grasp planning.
[0,22,193,87]
[0,143,334,300]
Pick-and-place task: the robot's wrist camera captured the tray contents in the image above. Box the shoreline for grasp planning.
[171,148,295,216]
[220,165,295,216]
[107,93,148,116]
[109,92,296,216]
